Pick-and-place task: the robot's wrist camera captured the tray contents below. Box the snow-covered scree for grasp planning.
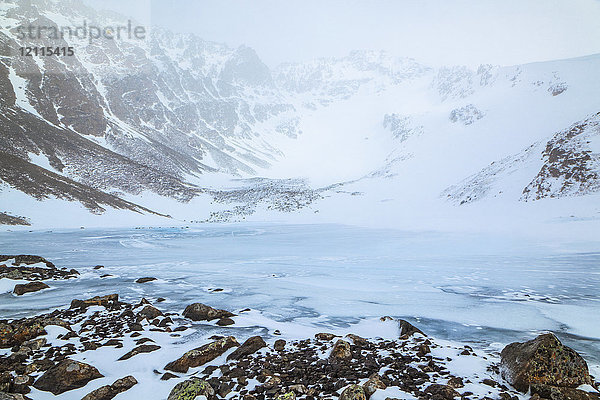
[1,225,599,399]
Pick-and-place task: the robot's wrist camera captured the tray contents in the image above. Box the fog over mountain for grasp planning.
[1,0,599,236]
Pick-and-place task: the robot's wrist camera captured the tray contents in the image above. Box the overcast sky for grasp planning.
[85,0,600,68]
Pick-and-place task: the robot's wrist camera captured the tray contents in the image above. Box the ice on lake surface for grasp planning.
[1,223,599,366]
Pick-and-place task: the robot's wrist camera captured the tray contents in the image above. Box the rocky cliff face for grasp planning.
[442,112,600,205]
[522,113,600,201]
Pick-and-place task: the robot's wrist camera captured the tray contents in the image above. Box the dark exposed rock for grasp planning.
[0,317,69,348]
[500,333,592,392]
[165,336,239,373]
[447,376,464,388]
[522,114,600,201]
[274,339,286,351]
[0,255,55,268]
[482,378,498,387]
[346,334,369,347]
[530,384,600,400]
[424,384,460,400]
[363,374,387,397]
[137,305,163,320]
[417,343,431,357]
[0,213,30,226]
[315,332,337,341]
[118,344,161,361]
[33,359,103,395]
[13,281,49,296]
[167,378,214,400]
[227,336,266,361]
[339,384,367,400]
[399,320,425,338]
[161,372,178,381]
[0,262,76,282]
[135,277,157,283]
[70,294,121,310]
[275,392,297,400]
[81,375,138,400]
[0,393,26,400]
[22,338,46,351]
[182,303,235,321]
[330,339,352,361]
[216,317,235,326]
[137,298,152,306]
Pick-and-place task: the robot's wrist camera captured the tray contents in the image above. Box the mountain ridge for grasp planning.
[1,0,600,228]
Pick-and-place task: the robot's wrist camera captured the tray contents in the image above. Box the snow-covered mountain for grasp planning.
[1,0,599,230]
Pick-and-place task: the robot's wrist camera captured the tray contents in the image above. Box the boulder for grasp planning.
[530,384,600,400]
[81,375,137,400]
[13,281,49,296]
[424,384,460,400]
[363,374,387,397]
[274,339,286,351]
[399,320,425,338]
[182,303,235,321]
[500,333,592,392]
[446,376,464,388]
[165,336,239,373]
[276,393,297,400]
[135,277,156,283]
[118,344,161,361]
[217,317,235,326]
[330,339,352,361]
[315,332,337,341]
[227,336,266,360]
[33,359,103,395]
[339,384,367,400]
[70,294,120,310]
[0,322,45,348]
[346,334,369,347]
[137,305,163,320]
[161,372,178,381]
[167,378,214,400]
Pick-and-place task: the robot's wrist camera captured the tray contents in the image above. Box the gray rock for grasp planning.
[165,336,239,373]
[227,336,266,360]
[167,378,214,400]
[33,359,103,395]
[500,333,592,392]
[81,375,137,400]
[118,344,161,361]
[182,303,235,321]
[330,339,352,361]
[424,384,460,400]
[399,319,425,338]
[13,281,49,295]
[339,384,366,400]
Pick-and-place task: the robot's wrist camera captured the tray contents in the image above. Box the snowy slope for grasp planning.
[1,0,600,231]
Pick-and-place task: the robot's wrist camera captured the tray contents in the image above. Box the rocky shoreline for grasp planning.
[1,255,599,400]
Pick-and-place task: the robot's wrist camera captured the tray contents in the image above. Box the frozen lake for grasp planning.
[1,223,599,368]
